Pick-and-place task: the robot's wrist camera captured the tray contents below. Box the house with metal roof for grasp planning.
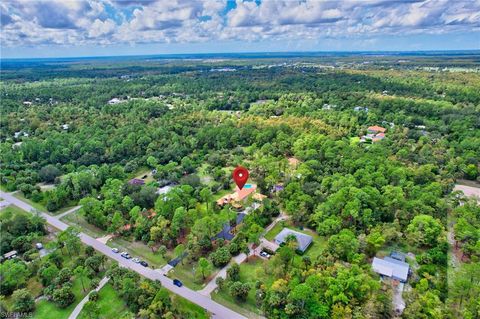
[274,228,313,253]
[372,256,410,282]
[128,178,145,186]
[3,250,17,260]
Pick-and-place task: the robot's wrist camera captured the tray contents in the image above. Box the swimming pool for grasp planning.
[243,184,253,189]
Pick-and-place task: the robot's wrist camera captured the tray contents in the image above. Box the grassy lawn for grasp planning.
[167,258,224,291]
[167,261,207,291]
[197,163,214,186]
[264,221,327,260]
[12,191,76,215]
[131,166,155,183]
[172,295,209,319]
[34,276,91,319]
[211,257,270,319]
[47,205,78,216]
[61,212,107,238]
[107,237,169,268]
[299,228,327,260]
[13,192,47,212]
[75,283,208,319]
[264,222,284,241]
[27,277,44,298]
[0,204,28,218]
[78,283,132,319]
[213,188,233,201]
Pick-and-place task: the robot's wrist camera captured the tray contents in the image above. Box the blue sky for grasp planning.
[1,0,479,58]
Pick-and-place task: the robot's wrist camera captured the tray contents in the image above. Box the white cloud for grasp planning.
[0,0,479,49]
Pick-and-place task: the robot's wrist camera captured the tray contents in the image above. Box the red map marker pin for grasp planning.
[233,166,249,190]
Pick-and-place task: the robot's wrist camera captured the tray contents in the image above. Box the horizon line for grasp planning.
[2,49,480,61]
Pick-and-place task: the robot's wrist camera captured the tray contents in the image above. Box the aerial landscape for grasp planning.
[1,1,479,319]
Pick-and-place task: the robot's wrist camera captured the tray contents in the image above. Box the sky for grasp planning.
[1,0,479,58]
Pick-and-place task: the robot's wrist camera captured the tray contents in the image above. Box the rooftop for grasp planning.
[372,256,409,282]
[367,125,387,133]
[128,178,145,186]
[3,250,18,258]
[274,228,313,252]
[236,184,257,201]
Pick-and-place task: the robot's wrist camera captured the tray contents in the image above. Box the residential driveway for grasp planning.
[56,205,82,219]
[454,184,480,203]
[0,191,246,319]
[392,282,406,314]
[68,276,109,319]
[199,248,254,297]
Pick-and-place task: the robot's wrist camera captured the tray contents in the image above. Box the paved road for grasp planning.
[0,191,246,319]
[68,276,109,319]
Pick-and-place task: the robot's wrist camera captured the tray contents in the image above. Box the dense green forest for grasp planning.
[1,55,479,319]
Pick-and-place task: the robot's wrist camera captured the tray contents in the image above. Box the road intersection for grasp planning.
[0,191,246,319]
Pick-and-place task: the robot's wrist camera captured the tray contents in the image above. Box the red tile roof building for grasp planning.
[367,125,387,133]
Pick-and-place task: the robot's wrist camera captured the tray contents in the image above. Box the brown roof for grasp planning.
[253,193,267,201]
[367,126,386,133]
[216,184,258,205]
[235,185,257,201]
[287,157,300,167]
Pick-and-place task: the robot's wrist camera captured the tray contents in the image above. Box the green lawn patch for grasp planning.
[12,192,76,215]
[61,212,107,238]
[264,222,285,241]
[0,205,28,219]
[107,237,169,268]
[265,222,327,260]
[78,283,131,319]
[47,205,78,216]
[13,192,47,212]
[172,294,209,319]
[167,259,224,291]
[34,277,91,319]
[27,277,44,298]
[131,166,155,183]
[296,228,327,260]
[211,257,270,319]
[167,261,207,291]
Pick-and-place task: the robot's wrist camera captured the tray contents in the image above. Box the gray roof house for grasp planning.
[372,256,410,282]
[274,228,313,253]
[3,250,18,260]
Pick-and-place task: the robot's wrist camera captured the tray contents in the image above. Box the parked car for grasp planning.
[35,243,43,250]
[121,252,131,259]
[260,251,271,258]
[173,279,183,287]
[111,248,119,253]
[132,258,140,263]
[140,261,148,267]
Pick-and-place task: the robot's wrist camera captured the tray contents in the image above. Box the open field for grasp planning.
[212,257,272,318]
[61,212,107,238]
[78,283,131,319]
[12,192,76,215]
[0,204,27,218]
[34,277,91,319]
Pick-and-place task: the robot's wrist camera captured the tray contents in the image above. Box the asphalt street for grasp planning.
[0,191,246,319]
